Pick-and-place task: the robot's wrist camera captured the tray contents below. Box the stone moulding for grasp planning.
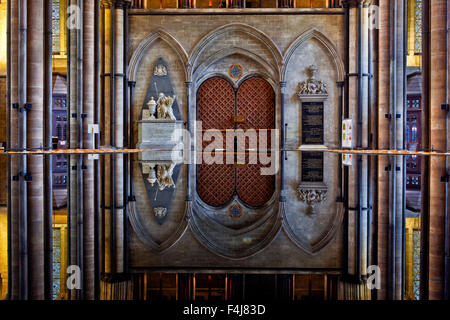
[282,201,344,255]
[128,200,189,254]
[193,47,278,84]
[127,28,189,82]
[188,201,283,260]
[188,23,283,82]
[282,27,345,83]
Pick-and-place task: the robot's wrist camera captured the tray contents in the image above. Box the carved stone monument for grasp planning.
[137,58,184,224]
[297,65,328,214]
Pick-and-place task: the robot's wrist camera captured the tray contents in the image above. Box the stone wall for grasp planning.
[128,9,345,270]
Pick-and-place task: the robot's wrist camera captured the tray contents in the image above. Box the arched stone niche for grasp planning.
[281,28,344,254]
[187,24,283,259]
[128,30,189,253]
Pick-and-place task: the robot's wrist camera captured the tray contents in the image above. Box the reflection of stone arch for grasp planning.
[281,203,344,255]
[282,28,345,83]
[128,28,188,82]
[189,23,283,82]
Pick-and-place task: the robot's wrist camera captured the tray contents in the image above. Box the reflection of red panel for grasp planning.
[236,77,275,207]
[197,78,235,207]
[197,163,235,207]
[237,163,275,207]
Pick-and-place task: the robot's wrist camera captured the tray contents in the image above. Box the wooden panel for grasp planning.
[236,77,275,207]
[196,78,235,207]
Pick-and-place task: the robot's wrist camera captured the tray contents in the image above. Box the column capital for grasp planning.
[114,0,132,9]
[101,0,113,8]
[341,0,372,8]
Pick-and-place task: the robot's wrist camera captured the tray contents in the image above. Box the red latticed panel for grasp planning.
[197,77,235,131]
[197,77,235,207]
[236,77,275,132]
[236,163,275,207]
[236,77,275,207]
[197,163,235,207]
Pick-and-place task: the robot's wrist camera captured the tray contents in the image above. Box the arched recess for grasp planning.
[280,27,344,255]
[282,28,345,83]
[193,47,279,84]
[127,28,189,254]
[128,28,189,82]
[188,23,283,82]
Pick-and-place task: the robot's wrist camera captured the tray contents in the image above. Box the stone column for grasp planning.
[178,0,194,8]
[82,0,96,300]
[341,0,372,299]
[185,81,192,202]
[344,0,359,280]
[278,0,293,8]
[376,0,391,300]
[7,1,19,300]
[426,0,447,300]
[67,0,79,300]
[26,0,45,300]
[66,0,100,299]
[9,0,20,300]
[393,0,406,300]
[43,0,53,300]
[229,0,244,8]
[101,0,112,274]
[280,81,287,203]
[114,0,126,274]
[100,1,106,277]
[376,0,406,300]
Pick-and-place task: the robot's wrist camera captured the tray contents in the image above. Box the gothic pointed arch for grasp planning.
[128,28,189,82]
[188,23,283,82]
[282,28,345,83]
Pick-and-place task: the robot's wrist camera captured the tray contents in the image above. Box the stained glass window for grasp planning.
[414,0,423,54]
[52,228,61,300]
[52,0,61,54]
[412,230,421,300]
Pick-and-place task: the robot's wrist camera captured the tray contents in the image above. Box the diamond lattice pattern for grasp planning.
[196,77,275,207]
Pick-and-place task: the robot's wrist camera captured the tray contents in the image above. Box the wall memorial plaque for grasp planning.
[297,66,328,212]
[302,101,324,145]
[301,152,324,182]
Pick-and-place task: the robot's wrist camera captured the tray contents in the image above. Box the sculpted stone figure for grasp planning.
[299,81,308,95]
[317,81,327,94]
[156,163,176,191]
[156,92,177,120]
